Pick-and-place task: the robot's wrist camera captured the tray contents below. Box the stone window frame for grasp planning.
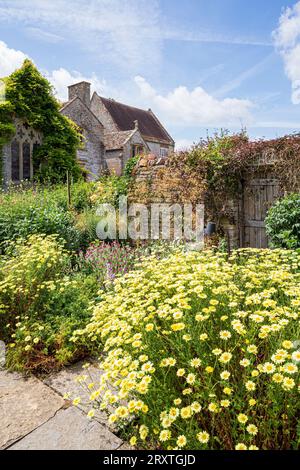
[131,144,144,158]
[8,119,43,182]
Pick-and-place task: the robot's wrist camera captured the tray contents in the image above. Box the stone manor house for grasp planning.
[1,81,174,184]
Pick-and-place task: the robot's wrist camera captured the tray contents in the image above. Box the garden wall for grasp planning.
[130,141,300,249]
[129,153,205,242]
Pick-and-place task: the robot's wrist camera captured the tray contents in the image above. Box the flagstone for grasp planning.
[9,407,122,450]
[43,360,113,426]
[0,370,64,449]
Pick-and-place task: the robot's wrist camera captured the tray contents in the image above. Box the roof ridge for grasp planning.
[60,96,77,111]
[96,93,174,144]
[99,95,151,115]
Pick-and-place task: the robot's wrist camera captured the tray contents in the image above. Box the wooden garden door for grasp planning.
[242,177,282,248]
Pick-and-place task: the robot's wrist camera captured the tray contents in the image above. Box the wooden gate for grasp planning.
[242,177,282,248]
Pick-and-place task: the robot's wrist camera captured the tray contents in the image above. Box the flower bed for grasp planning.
[74,248,300,450]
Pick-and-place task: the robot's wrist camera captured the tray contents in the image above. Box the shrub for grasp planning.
[0,234,68,328]
[77,240,183,284]
[41,181,96,212]
[90,174,128,207]
[265,193,300,249]
[73,249,300,450]
[0,182,98,253]
[77,241,140,283]
[0,201,81,253]
[123,155,140,179]
[4,273,99,372]
[0,235,99,371]
[74,210,102,250]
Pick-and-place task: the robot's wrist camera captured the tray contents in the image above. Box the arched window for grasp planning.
[23,142,31,180]
[11,140,20,181]
[9,120,42,182]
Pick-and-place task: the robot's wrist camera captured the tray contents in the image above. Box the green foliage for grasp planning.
[0,194,80,252]
[0,59,82,182]
[265,193,300,249]
[0,181,99,252]
[75,248,300,450]
[123,155,139,179]
[74,209,102,249]
[90,174,129,206]
[0,235,99,372]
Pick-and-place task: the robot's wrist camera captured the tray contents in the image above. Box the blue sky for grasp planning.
[0,0,300,148]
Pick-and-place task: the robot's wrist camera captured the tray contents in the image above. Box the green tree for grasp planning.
[265,193,300,249]
[0,59,82,182]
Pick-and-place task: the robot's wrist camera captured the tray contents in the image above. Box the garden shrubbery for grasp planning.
[77,241,140,283]
[76,240,179,283]
[266,193,300,249]
[0,234,99,372]
[74,248,300,450]
[0,181,97,253]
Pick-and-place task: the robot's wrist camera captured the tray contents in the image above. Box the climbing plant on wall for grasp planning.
[0,59,82,182]
[130,129,300,228]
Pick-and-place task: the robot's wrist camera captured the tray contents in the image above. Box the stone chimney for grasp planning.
[134,119,139,130]
[68,81,91,108]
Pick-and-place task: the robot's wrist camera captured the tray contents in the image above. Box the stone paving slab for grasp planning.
[43,360,102,400]
[9,407,123,450]
[43,361,112,426]
[0,370,64,449]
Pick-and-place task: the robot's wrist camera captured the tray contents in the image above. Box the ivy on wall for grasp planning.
[0,59,82,183]
[130,130,300,227]
[0,102,15,181]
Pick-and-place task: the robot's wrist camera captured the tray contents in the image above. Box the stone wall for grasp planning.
[145,139,174,158]
[129,154,205,243]
[130,154,242,249]
[105,150,122,176]
[122,129,148,167]
[90,94,118,133]
[129,154,172,204]
[68,82,91,108]
[61,97,105,180]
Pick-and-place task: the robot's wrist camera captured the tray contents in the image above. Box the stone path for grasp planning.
[0,362,131,450]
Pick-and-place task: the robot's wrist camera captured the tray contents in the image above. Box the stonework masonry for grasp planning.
[1,81,175,184]
[61,91,105,180]
[1,118,42,185]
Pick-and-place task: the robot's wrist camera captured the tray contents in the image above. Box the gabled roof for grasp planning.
[104,130,135,151]
[104,128,150,152]
[99,96,174,144]
[60,96,104,129]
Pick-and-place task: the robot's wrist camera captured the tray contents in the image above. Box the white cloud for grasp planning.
[273,1,300,104]
[0,41,109,101]
[0,40,255,130]
[253,120,300,129]
[25,27,64,43]
[175,139,194,151]
[214,54,274,97]
[0,0,162,71]
[46,68,108,101]
[134,76,254,127]
[163,29,272,47]
[0,40,29,78]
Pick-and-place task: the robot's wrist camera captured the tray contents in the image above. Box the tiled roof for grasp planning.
[104,130,134,151]
[100,97,173,144]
